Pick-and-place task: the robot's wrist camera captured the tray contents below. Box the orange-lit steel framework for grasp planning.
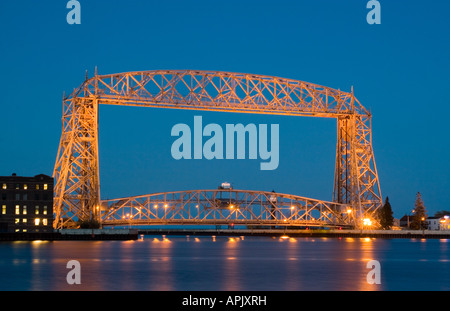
[53,70,382,229]
[101,190,352,228]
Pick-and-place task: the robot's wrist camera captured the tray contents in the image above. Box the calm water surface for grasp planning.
[0,236,449,291]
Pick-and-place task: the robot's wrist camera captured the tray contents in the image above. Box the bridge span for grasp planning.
[100,189,354,228]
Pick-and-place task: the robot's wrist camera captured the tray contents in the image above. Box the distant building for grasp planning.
[0,173,54,233]
[426,215,450,231]
[439,216,450,230]
[426,217,441,230]
[399,214,413,229]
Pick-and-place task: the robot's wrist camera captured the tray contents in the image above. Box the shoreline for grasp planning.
[1,228,450,241]
[137,228,450,239]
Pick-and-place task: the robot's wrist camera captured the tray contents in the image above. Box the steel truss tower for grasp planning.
[53,70,382,229]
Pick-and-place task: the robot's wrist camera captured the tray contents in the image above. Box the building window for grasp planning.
[22,219,27,223]
[43,206,47,215]
[23,184,27,190]
[15,194,20,200]
[35,194,40,200]
[1,193,6,200]
[43,184,48,190]
[23,206,27,215]
[23,193,27,201]
[15,205,20,215]
[2,205,6,214]
[2,184,6,190]
[43,219,48,226]
[15,218,19,224]
[15,184,19,190]
[36,184,39,190]
[35,218,40,226]
[35,206,39,215]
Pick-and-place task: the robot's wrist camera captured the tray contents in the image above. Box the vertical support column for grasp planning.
[53,95,100,228]
[354,115,382,220]
[334,114,382,228]
[334,115,361,226]
[334,116,356,205]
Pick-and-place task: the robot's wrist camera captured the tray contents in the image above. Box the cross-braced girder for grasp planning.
[101,189,353,228]
[53,70,382,229]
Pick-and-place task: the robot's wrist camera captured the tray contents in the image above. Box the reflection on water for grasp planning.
[0,236,449,291]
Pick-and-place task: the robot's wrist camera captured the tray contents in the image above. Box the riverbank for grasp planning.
[2,228,450,241]
[138,228,450,239]
[0,229,139,241]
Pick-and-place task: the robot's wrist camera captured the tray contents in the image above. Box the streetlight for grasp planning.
[363,218,372,226]
[361,218,372,234]
[164,203,168,219]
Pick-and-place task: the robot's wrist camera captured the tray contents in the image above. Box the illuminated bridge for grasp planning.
[101,189,352,228]
[53,70,382,229]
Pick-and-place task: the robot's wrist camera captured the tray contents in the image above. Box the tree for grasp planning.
[434,210,450,218]
[410,192,428,230]
[378,196,394,229]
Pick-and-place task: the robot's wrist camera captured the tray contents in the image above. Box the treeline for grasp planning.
[377,192,448,230]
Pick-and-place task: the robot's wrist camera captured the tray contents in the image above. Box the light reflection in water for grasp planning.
[2,236,450,290]
[223,235,240,291]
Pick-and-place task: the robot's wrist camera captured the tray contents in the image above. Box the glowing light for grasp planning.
[289,238,296,242]
[228,237,236,243]
[229,204,234,209]
[194,238,200,242]
[280,235,289,240]
[153,238,160,242]
[31,240,48,245]
[347,209,352,214]
[164,204,168,208]
[363,218,372,226]
[153,204,158,208]
[291,206,295,210]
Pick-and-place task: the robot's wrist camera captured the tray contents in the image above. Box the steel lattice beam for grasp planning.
[101,189,353,228]
[53,70,382,229]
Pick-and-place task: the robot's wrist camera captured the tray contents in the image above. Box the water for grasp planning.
[0,236,449,291]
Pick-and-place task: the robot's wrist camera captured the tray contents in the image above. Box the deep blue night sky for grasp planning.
[1,1,449,218]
